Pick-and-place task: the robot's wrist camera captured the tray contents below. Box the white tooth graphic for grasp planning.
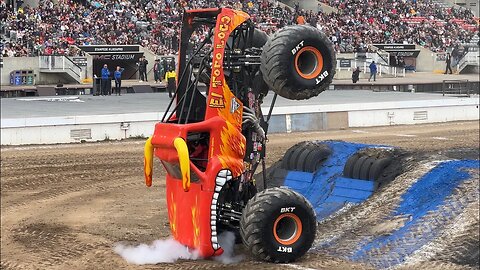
[218,170,227,178]
[216,178,226,186]
[211,170,232,251]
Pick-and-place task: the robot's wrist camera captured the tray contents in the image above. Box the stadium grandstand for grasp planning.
[1,0,478,57]
[0,0,479,96]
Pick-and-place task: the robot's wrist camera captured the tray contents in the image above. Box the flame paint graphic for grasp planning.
[169,192,178,238]
[191,196,200,247]
[217,79,246,177]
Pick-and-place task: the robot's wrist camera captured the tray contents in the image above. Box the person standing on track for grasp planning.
[114,66,124,96]
[137,56,149,82]
[153,59,164,83]
[165,67,177,98]
[352,67,360,83]
[368,61,377,82]
[101,64,111,96]
[444,52,453,74]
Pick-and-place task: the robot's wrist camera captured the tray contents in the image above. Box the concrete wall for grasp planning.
[348,103,478,127]
[140,47,157,80]
[1,56,82,85]
[1,98,478,145]
[1,112,160,145]
[1,57,40,86]
[415,45,451,73]
[1,45,158,86]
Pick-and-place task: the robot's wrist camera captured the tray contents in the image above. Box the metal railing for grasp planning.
[456,51,479,72]
[336,58,406,77]
[442,79,471,97]
[39,55,82,79]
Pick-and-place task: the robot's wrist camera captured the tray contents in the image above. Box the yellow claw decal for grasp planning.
[174,137,190,192]
[144,136,154,187]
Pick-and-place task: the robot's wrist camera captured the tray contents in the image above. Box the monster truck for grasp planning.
[144,8,335,263]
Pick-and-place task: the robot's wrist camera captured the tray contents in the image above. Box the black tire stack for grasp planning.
[282,141,332,172]
[258,142,331,191]
[343,153,393,190]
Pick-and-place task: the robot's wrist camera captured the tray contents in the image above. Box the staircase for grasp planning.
[39,56,82,83]
[456,35,480,73]
[456,50,479,73]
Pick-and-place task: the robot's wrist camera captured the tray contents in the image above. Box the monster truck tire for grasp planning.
[252,28,269,48]
[260,25,335,100]
[240,187,316,263]
[253,70,270,96]
[352,156,369,179]
[343,153,360,178]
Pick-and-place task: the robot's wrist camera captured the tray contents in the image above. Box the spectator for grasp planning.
[153,58,164,83]
[137,56,148,82]
[114,66,124,96]
[165,67,177,98]
[352,67,360,83]
[369,61,377,82]
[101,64,111,96]
[0,0,478,57]
[444,52,453,74]
[296,14,305,25]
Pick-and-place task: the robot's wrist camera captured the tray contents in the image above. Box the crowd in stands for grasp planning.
[314,0,478,53]
[0,0,478,58]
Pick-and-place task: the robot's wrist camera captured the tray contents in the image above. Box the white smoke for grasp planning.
[114,238,200,265]
[215,231,245,264]
[114,231,244,265]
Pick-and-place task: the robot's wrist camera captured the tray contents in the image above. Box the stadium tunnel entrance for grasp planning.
[374,44,421,71]
[78,45,144,80]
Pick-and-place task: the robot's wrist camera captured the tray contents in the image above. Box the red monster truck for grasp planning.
[144,7,335,263]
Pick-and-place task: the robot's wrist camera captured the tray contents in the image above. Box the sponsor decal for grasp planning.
[210,15,231,88]
[230,97,240,113]
[291,40,305,55]
[280,207,296,213]
[315,70,329,84]
[277,246,293,253]
[209,92,225,108]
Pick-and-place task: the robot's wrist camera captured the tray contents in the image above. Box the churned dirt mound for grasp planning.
[1,121,478,270]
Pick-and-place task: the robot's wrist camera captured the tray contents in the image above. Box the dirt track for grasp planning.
[1,121,478,270]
